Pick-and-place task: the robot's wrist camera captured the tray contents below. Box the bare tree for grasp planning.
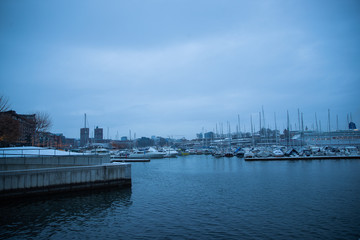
[35,111,52,133]
[0,95,10,112]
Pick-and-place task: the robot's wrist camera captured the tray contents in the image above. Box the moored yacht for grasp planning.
[128,147,165,159]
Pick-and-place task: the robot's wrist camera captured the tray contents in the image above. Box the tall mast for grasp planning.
[262,106,266,143]
[328,109,331,133]
[216,123,218,138]
[259,112,262,132]
[261,106,265,131]
[287,110,290,147]
[250,114,254,147]
[328,109,331,144]
[237,114,241,138]
[301,112,304,146]
[298,108,301,131]
[274,112,278,145]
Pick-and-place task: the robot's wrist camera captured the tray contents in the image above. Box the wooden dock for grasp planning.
[245,155,360,161]
[111,158,150,163]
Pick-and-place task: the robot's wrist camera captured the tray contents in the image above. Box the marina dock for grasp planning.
[111,158,151,162]
[245,155,360,161]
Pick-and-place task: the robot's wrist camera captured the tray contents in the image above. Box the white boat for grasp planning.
[272,149,284,157]
[256,150,272,158]
[244,151,255,158]
[128,147,165,159]
[90,148,110,155]
[160,147,178,158]
[344,146,358,156]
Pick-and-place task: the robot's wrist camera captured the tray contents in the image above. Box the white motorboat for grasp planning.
[160,147,178,158]
[244,151,255,158]
[272,149,284,157]
[128,147,165,159]
[90,148,110,155]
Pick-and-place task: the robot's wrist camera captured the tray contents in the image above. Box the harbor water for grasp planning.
[1,155,360,239]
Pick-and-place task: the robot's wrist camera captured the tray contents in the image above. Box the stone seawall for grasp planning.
[0,163,131,199]
[0,155,111,171]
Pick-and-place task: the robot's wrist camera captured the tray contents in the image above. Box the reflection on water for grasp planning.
[0,188,132,239]
[1,156,360,240]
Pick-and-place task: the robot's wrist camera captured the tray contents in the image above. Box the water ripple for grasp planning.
[1,157,360,239]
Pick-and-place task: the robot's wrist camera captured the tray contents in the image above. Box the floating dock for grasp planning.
[245,155,360,161]
[111,158,150,162]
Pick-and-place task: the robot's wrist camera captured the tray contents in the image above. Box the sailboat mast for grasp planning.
[238,114,240,138]
[287,110,290,147]
[250,114,254,147]
[274,112,278,145]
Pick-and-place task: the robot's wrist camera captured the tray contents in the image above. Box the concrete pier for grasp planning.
[0,154,131,199]
[0,163,131,199]
[0,155,110,171]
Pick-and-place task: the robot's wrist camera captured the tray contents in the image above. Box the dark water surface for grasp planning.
[1,155,360,239]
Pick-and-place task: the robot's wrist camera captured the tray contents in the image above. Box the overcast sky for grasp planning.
[1,0,359,139]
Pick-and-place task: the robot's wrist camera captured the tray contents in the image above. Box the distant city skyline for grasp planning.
[1,0,359,140]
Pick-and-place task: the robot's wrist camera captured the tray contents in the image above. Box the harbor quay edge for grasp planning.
[0,156,131,199]
[0,154,111,170]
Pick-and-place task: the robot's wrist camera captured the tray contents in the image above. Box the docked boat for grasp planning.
[90,148,110,155]
[272,149,284,157]
[213,151,224,158]
[256,150,272,158]
[224,152,234,157]
[160,147,178,158]
[234,147,245,158]
[128,147,165,159]
[244,151,255,158]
